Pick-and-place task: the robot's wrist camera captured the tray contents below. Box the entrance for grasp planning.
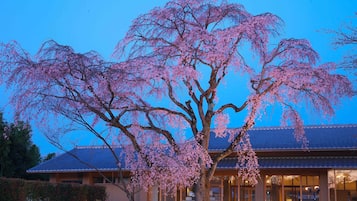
[265,175,319,201]
[229,178,255,201]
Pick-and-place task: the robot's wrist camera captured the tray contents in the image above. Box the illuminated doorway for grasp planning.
[229,177,255,201]
[265,175,319,201]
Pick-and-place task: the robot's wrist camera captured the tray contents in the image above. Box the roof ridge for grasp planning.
[220,156,357,160]
[246,124,357,131]
[75,145,123,149]
[260,156,357,159]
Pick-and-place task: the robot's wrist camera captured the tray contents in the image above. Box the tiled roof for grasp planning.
[28,146,125,173]
[28,124,357,173]
[209,124,357,151]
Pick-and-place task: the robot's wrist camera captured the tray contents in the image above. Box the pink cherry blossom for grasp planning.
[0,0,353,200]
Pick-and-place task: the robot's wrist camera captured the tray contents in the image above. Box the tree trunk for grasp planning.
[125,193,134,201]
[193,168,210,201]
[120,187,134,201]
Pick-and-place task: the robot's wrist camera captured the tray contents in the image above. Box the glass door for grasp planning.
[283,175,300,201]
[240,182,255,201]
[231,185,239,201]
[266,175,283,201]
[229,177,255,201]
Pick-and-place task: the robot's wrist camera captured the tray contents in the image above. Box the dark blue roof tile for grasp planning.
[209,124,357,151]
[28,146,125,173]
[28,125,357,173]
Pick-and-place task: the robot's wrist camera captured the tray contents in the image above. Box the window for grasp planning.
[61,180,82,184]
[93,177,104,183]
[329,170,357,201]
[210,178,223,201]
[266,175,319,201]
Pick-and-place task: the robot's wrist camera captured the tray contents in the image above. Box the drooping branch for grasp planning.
[208,99,258,181]
[0,1,354,199]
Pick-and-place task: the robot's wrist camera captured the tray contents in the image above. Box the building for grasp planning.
[28,124,357,201]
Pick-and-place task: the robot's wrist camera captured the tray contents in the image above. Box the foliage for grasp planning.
[0,0,354,200]
[43,153,56,162]
[0,177,107,201]
[0,113,41,179]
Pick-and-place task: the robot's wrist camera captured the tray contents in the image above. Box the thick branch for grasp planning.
[214,101,248,114]
[207,120,254,180]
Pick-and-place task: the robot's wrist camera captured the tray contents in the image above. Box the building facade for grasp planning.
[28,125,357,201]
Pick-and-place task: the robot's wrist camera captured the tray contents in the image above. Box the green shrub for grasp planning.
[0,178,26,201]
[0,177,107,201]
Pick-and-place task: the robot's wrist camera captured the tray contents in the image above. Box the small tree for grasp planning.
[42,153,56,162]
[0,0,353,200]
[0,113,41,179]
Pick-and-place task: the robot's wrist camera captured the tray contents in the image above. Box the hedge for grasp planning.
[0,177,107,201]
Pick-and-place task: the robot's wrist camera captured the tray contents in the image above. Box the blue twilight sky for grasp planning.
[0,0,356,156]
